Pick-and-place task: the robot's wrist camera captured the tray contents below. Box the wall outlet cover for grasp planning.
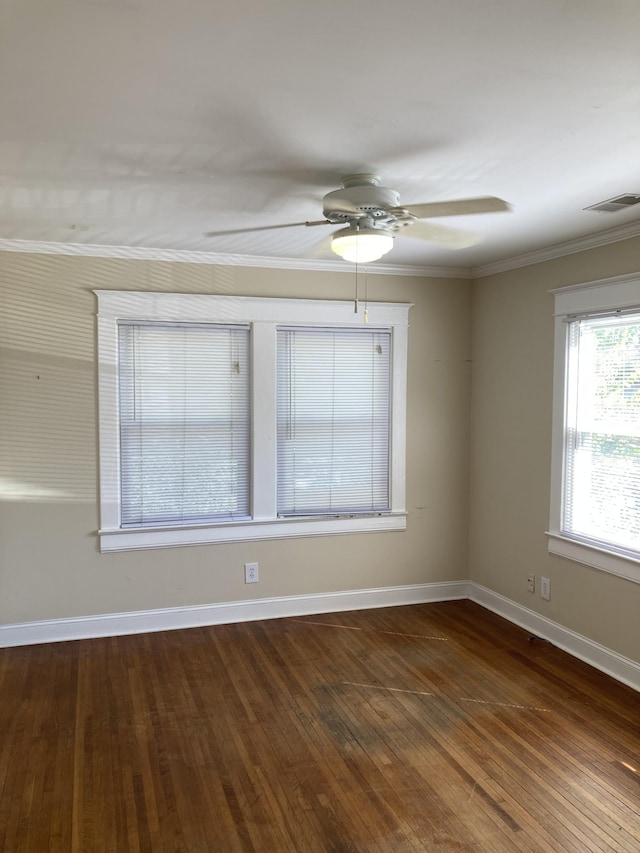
[540,576,551,601]
[244,562,259,583]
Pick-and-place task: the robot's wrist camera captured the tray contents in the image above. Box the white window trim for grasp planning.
[95,291,412,552]
[548,272,640,584]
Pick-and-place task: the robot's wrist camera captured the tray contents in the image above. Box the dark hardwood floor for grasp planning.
[0,600,638,851]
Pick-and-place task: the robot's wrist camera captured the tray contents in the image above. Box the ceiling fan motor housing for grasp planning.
[322,174,400,223]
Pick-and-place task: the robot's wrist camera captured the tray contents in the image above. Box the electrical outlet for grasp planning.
[244,562,259,584]
[527,574,535,593]
[540,576,551,601]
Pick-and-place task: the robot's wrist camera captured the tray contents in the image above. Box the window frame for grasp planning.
[95,290,411,552]
[548,272,640,584]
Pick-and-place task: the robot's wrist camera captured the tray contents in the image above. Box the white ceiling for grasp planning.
[2,0,640,273]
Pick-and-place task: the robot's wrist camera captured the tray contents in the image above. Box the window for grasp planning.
[96,291,411,551]
[549,273,640,583]
[118,322,251,527]
[277,327,391,516]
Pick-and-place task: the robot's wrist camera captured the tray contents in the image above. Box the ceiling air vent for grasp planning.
[584,194,640,212]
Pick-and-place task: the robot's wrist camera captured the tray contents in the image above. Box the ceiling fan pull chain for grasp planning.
[364,267,369,323]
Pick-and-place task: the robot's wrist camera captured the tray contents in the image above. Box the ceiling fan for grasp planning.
[204,173,511,263]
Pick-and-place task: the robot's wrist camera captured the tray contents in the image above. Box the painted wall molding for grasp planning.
[473,221,640,278]
[1,580,637,692]
[468,582,640,693]
[0,237,466,279]
[0,581,468,648]
[2,219,639,281]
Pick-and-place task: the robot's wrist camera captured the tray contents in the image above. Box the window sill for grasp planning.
[99,513,407,553]
[546,532,640,585]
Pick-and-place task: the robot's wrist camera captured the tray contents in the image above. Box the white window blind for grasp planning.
[563,312,640,557]
[118,322,250,527]
[277,327,391,516]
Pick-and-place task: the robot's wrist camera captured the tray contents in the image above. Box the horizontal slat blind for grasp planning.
[118,323,250,527]
[277,327,391,516]
[564,313,640,555]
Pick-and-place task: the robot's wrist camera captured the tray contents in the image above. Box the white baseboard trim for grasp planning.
[0,581,468,649]
[469,582,640,693]
[2,580,638,693]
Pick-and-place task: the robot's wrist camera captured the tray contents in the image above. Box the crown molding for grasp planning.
[3,219,639,282]
[472,220,640,279]
[0,238,469,279]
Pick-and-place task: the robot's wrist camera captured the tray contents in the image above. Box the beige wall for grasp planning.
[4,239,638,665]
[0,252,471,623]
[469,236,640,662]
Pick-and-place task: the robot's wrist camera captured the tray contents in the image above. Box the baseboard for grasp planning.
[469,582,640,693]
[2,580,637,693]
[0,581,468,649]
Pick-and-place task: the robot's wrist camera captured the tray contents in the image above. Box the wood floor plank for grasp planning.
[0,600,639,851]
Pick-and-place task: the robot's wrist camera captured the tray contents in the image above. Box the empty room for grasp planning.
[1,1,639,850]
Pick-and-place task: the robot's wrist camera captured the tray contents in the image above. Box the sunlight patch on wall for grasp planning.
[0,476,73,502]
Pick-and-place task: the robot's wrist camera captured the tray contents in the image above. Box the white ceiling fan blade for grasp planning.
[400,220,482,249]
[203,220,330,238]
[397,196,510,219]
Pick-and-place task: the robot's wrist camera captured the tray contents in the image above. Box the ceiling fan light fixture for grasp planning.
[331,225,394,264]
